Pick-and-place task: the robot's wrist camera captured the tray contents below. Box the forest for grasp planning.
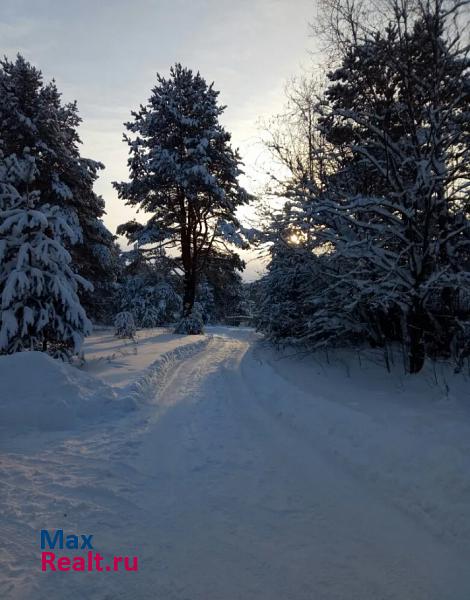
[1,0,469,373]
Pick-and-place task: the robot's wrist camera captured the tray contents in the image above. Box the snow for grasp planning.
[256,343,470,551]
[0,329,208,432]
[1,327,470,599]
[0,351,123,432]
[82,327,206,388]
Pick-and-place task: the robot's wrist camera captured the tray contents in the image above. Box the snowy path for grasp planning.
[1,328,470,599]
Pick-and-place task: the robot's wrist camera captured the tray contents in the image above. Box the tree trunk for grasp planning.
[406,311,425,374]
[182,270,197,317]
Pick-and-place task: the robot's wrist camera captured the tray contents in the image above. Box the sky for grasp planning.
[1,0,318,280]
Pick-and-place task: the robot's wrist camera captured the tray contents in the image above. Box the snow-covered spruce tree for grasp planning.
[118,251,182,328]
[255,201,349,348]
[197,250,245,323]
[0,55,119,323]
[0,151,92,359]
[114,64,251,334]
[195,278,215,324]
[120,277,182,328]
[256,77,342,347]
[257,240,316,344]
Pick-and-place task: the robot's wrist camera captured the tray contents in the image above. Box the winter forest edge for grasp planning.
[1,0,470,375]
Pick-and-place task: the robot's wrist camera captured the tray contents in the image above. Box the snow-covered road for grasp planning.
[2,328,470,599]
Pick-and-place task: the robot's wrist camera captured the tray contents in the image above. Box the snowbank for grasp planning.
[121,336,211,404]
[0,333,212,432]
[82,328,207,388]
[0,351,130,431]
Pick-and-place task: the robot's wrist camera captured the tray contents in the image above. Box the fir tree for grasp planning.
[117,252,182,327]
[0,151,92,359]
[198,250,245,323]
[114,311,136,339]
[0,54,119,322]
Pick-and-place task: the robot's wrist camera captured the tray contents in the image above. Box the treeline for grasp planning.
[255,0,470,373]
[2,0,468,373]
[0,59,249,359]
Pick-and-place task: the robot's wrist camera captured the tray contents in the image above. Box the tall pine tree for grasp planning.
[114,64,251,334]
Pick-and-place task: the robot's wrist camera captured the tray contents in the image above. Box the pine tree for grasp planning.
[114,64,251,334]
[0,151,92,359]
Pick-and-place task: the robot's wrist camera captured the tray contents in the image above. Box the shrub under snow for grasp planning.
[174,308,204,335]
[114,311,136,339]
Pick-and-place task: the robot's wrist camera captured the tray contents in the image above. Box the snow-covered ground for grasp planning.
[1,327,470,599]
[83,327,207,389]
